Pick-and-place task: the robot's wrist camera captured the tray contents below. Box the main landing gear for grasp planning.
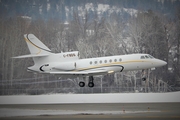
[79,81,85,87]
[79,76,94,88]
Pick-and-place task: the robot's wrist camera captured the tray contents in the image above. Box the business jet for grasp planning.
[13,34,167,87]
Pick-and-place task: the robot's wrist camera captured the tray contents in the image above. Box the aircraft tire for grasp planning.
[142,77,146,81]
[88,82,94,88]
[79,82,85,87]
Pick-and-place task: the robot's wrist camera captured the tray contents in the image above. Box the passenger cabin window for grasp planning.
[114,59,117,62]
[109,59,112,63]
[95,61,97,64]
[99,60,102,64]
[104,60,107,63]
[90,61,92,64]
[119,58,122,62]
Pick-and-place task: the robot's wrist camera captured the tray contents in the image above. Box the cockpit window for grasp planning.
[141,56,145,59]
[141,55,154,59]
[145,55,149,58]
[148,55,154,59]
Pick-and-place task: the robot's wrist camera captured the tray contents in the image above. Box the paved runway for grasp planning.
[0,103,180,120]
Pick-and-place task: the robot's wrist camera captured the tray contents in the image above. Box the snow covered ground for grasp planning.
[0,108,160,117]
[0,92,180,104]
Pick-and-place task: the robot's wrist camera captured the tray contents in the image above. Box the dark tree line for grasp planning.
[0,0,180,20]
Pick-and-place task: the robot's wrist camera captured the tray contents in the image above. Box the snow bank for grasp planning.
[0,92,180,104]
[0,108,160,117]
[0,108,161,117]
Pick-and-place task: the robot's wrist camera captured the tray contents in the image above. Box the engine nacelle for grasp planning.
[53,62,76,71]
[39,62,76,72]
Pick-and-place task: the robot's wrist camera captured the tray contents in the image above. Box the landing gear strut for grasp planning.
[88,76,94,87]
[141,69,147,81]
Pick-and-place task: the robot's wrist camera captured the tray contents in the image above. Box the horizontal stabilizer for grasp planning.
[12,54,49,58]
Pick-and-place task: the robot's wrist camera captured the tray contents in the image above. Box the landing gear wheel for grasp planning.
[88,82,94,88]
[142,77,146,81]
[79,82,85,87]
[141,69,146,81]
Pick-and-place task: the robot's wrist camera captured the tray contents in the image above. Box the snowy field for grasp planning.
[0,108,161,117]
[0,92,180,104]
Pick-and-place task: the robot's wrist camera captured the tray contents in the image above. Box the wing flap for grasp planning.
[12,54,49,58]
[50,71,89,75]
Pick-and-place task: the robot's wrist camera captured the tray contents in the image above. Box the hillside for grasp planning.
[0,0,180,20]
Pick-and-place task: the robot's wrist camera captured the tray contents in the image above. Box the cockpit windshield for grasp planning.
[140,54,154,59]
[145,55,149,58]
[148,55,154,58]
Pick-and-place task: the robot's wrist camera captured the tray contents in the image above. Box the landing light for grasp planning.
[108,70,114,74]
[151,68,156,70]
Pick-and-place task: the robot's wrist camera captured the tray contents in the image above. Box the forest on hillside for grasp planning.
[1,0,180,20]
[0,0,180,94]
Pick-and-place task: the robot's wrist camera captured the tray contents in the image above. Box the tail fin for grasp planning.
[12,34,53,65]
[24,34,51,55]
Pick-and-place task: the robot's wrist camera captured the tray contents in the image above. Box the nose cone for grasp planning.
[156,59,167,67]
[161,60,167,66]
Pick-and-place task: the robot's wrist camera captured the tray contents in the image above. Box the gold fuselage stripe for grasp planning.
[24,37,41,55]
[74,60,149,71]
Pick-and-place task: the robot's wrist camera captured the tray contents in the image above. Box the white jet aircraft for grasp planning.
[13,34,167,87]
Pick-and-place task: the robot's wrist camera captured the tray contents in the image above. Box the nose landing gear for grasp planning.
[142,77,146,81]
[141,69,147,81]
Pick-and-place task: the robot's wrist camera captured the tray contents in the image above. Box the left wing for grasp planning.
[50,69,108,75]
[50,65,124,75]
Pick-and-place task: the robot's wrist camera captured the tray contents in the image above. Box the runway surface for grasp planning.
[0,103,180,120]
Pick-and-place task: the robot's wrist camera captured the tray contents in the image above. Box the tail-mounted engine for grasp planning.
[39,62,76,72]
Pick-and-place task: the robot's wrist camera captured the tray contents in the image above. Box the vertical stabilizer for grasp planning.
[23,34,53,65]
[24,34,51,55]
